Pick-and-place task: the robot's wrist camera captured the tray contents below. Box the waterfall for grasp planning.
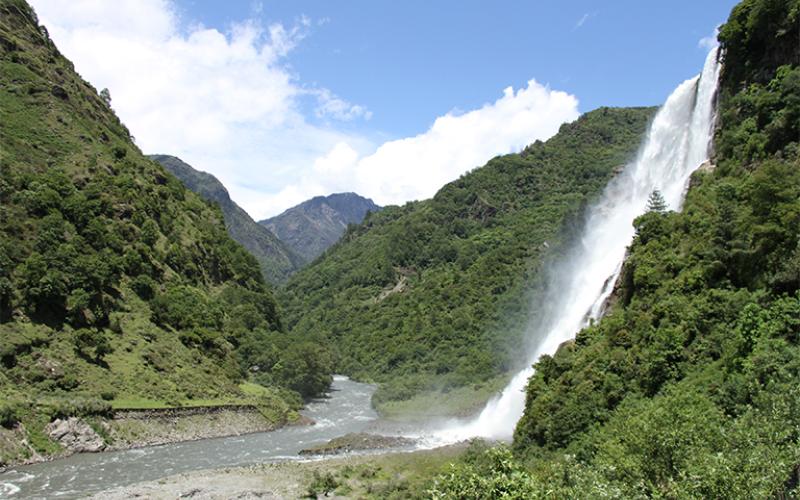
[434,47,721,442]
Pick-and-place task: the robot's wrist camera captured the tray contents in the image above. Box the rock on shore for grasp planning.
[45,418,106,453]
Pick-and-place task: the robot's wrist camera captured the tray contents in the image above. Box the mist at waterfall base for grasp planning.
[422,47,721,444]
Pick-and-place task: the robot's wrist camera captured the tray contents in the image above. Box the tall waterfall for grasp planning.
[435,47,721,442]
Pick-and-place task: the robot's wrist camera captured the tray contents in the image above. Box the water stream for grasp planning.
[0,376,380,498]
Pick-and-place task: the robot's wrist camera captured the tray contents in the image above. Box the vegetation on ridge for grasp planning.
[281,106,655,408]
[431,0,800,497]
[151,154,305,284]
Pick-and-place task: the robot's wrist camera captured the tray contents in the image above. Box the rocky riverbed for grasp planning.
[88,443,469,499]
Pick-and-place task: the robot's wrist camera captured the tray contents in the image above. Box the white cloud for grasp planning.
[312,88,373,121]
[574,13,590,30]
[29,0,368,217]
[247,81,580,215]
[698,25,720,51]
[30,0,579,220]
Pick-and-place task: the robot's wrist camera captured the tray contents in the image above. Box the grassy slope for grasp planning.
[0,0,302,462]
[281,106,655,408]
[151,154,304,284]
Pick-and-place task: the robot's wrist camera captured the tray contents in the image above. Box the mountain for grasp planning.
[0,0,330,463]
[150,154,304,284]
[280,106,656,412]
[260,193,380,264]
[431,0,800,497]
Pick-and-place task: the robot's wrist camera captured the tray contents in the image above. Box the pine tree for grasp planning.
[646,189,668,213]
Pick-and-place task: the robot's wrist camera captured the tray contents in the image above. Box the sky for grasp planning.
[29,0,738,220]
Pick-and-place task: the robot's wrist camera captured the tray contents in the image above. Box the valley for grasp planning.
[1,0,799,497]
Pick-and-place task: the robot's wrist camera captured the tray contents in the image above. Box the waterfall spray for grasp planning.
[433,47,721,442]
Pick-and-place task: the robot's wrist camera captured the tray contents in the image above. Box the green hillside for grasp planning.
[432,0,800,497]
[150,154,304,284]
[281,106,655,408]
[0,0,330,458]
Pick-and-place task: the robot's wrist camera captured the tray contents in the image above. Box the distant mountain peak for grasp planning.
[260,193,380,263]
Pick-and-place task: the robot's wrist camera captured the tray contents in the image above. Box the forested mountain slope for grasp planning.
[260,192,380,264]
[0,0,330,461]
[151,154,304,284]
[432,0,800,497]
[281,106,655,406]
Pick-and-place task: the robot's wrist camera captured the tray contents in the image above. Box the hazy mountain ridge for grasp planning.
[150,154,304,284]
[260,193,380,264]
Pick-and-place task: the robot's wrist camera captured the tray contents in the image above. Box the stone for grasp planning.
[45,417,106,453]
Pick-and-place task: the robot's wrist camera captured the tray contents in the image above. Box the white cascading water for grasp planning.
[433,47,721,442]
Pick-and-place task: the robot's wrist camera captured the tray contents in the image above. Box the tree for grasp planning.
[646,189,668,213]
[99,88,111,107]
[140,219,159,247]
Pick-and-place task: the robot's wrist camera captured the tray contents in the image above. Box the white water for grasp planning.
[433,48,721,442]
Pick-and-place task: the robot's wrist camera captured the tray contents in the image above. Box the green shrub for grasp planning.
[130,274,156,300]
[0,400,22,428]
[305,471,339,498]
[150,285,222,330]
[42,397,112,420]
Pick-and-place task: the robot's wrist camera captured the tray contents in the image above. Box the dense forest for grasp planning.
[282,107,655,409]
[0,0,331,462]
[430,0,800,497]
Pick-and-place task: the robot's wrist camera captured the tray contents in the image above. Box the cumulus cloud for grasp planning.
[30,0,368,216]
[250,81,580,214]
[30,0,579,219]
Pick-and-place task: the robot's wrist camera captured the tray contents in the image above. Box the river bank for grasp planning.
[0,404,307,470]
[0,377,381,498]
[373,375,509,421]
[89,442,469,499]
[107,405,311,452]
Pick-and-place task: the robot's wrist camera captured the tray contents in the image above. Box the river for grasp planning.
[0,376,384,498]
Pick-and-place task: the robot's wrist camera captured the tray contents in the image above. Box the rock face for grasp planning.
[150,154,304,283]
[45,418,106,453]
[260,193,380,264]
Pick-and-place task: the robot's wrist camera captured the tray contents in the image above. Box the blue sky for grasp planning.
[32,0,737,218]
[176,0,738,137]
